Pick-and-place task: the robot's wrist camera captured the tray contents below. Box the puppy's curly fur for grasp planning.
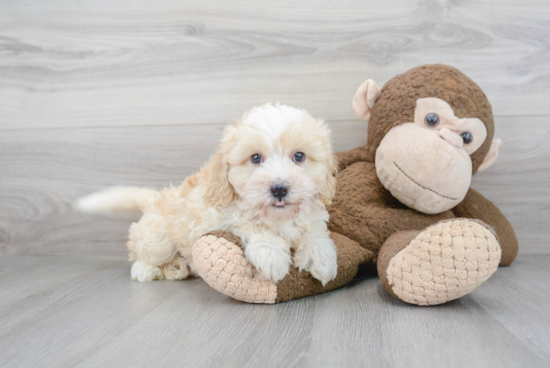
[76,104,338,285]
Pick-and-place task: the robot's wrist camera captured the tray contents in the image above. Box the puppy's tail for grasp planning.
[74,186,158,215]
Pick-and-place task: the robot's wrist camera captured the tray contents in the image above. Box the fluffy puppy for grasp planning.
[76,104,338,286]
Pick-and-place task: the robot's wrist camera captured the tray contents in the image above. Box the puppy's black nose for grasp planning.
[271,185,288,201]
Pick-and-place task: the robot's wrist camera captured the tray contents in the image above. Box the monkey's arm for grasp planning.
[335,144,369,172]
[452,188,518,266]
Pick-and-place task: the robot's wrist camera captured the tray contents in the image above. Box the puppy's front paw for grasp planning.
[245,242,291,284]
[294,237,337,286]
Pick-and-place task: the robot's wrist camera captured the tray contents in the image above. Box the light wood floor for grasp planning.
[0,255,549,367]
[1,0,550,367]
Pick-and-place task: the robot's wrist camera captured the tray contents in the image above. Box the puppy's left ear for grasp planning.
[319,153,338,206]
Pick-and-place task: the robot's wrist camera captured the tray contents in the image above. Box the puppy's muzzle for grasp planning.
[271,184,288,202]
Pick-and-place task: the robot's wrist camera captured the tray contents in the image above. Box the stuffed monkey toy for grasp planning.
[192,64,519,306]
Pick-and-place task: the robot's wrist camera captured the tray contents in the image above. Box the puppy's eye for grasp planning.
[425,113,440,127]
[460,132,473,144]
[251,154,262,164]
[293,152,305,162]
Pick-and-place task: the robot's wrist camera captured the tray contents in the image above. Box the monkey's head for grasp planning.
[353,64,501,214]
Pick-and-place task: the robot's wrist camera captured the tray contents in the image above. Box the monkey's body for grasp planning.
[330,147,517,267]
[327,149,517,305]
[191,64,519,305]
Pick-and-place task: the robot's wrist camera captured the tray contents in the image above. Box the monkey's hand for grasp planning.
[335,144,369,172]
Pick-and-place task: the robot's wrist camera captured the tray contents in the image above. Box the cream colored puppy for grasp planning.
[76,104,338,286]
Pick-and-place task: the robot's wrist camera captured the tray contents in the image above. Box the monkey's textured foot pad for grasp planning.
[193,231,374,304]
[382,219,501,306]
[193,234,278,304]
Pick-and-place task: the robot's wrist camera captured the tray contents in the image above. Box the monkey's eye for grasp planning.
[293,152,306,162]
[460,132,473,144]
[251,154,262,164]
[425,113,440,127]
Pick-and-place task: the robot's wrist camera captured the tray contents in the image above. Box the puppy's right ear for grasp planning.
[203,151,236,208]
[352,79,381,122]
[203,126,237,208]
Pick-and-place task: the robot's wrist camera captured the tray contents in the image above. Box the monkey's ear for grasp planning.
[352,79,381,122]
[477,139,502,172]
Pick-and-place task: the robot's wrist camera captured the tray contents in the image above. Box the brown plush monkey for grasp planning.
[192,64,519,306]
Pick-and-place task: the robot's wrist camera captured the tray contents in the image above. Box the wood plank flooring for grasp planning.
[0,255,548,368]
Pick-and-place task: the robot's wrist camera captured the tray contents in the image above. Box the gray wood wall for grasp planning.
[1,0,549,257]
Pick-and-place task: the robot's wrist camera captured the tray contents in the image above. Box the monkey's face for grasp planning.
[375,98,488,214]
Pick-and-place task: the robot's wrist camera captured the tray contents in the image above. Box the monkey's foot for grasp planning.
[192,231,373,304]
[378,219,502,306]
[192,232,277,303]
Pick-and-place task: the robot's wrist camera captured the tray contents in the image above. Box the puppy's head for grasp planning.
[204,103,337,221]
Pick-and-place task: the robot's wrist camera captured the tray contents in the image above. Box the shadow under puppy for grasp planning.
[76,104,339,286]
